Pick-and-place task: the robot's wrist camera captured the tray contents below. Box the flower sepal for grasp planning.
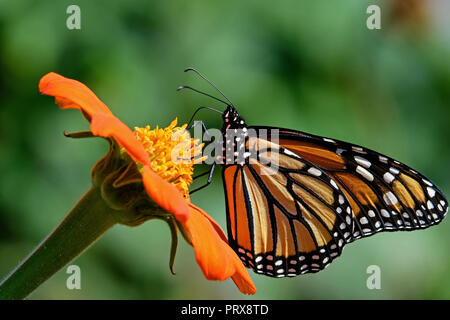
[91,139,171,227]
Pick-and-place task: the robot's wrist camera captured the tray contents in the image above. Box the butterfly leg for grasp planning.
[189,163,216,194]
[193,169,211,180]
[188,118,216,194]
[188,119,211,141]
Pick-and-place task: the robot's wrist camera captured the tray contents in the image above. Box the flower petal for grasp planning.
[39,72,113,118]
[184,203,256,295]
[90,113,151,166]
[142,165,190,223]
[186,199,228,243]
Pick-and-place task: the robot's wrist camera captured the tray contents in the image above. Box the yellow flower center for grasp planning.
[133,118,206,198]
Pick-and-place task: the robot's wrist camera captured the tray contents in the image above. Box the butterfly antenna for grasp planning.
[177,85,230,107]
[187,106,223,128]
[184,67,235,107]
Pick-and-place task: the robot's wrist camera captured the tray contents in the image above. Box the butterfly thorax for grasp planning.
[220,106,250,165]
[221,106,247,130]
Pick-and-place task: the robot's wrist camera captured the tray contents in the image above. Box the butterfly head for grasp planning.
[222,105,247,129]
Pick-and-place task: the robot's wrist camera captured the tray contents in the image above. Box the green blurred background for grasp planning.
[0,0,449,299]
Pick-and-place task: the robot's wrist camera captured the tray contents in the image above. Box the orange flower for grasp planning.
[39,72,256,295]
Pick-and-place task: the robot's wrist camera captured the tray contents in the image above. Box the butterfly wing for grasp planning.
[253,126,448,240]
[223,136,355,277]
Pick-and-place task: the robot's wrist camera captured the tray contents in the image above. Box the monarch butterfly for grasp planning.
[180,68,448,278]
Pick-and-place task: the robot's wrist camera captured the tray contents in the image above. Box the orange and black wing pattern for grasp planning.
[222,126,448,277]
[223,137,355,277]
[261,126,448,239]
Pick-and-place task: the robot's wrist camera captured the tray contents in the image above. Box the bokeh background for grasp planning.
[0,0,449,299]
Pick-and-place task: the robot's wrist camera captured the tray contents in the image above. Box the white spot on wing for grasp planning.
[284,148,301,158]
[346,216,351,225]
[381,209,390,218]
[323,138,336,143]
[383,192,398,206]
[356,165,374,181]
[354,156,371,168]
[330,179,339,189]
[307,167,322,177]
[383,172,395,184]
[389,167,400,175]
[379,156,388,163]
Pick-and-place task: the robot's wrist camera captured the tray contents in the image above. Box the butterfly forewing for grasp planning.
[265,127,449,239]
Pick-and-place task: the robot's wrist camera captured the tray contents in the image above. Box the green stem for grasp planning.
[0,187,118,300]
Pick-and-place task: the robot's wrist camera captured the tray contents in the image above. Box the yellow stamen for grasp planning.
[133,118,207,198]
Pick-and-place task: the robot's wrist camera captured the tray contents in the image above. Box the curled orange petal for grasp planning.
[142,165,190,223]
[186,199,228,243]
[39,72,113,118]
[184,203,256,295]
[90,113,151,166]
